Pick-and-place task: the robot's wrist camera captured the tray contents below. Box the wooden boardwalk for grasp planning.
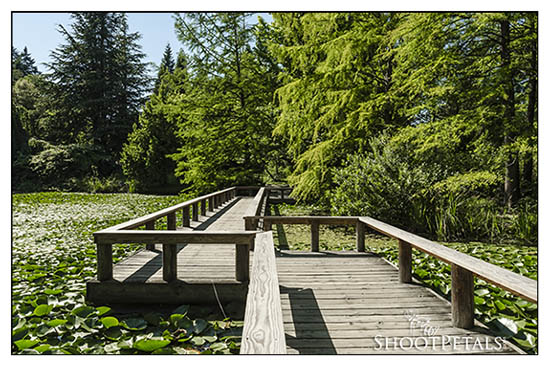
[88,193,522,354]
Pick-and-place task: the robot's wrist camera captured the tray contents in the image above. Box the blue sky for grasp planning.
[12,12,272,75]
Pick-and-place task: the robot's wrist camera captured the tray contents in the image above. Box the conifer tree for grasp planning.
[46,12,150,175]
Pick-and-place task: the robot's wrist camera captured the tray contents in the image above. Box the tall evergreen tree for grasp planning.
[46,13,150,175]
[12,46,38,83]
[270,13,405,202]
[170,13,282,193]
[153,43,175,94]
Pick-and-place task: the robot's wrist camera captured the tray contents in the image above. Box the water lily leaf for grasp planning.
[191,336,205,346]
[133,338,171,352]
[497,317,518,334]
[12,327,29,341]
[34,344,51,353]
[513,333,536,348]
[104,342,121,353]
[172,305,190,316]
[143,313,163,326]
[203,335,217,343]
[71,305,95,318]
[101,316,119,329]
[47,319,68,328]
[104,326,123,340]
[15,339,39,351]
[120,318,147,331]
[474,288,490,296]
[193,319,208,334]
[44,289,63,295]
[96,306,111,316]
[33,304,53,316]
[170,314,192,329]
[210,342,227,351]
[152,347,174,355]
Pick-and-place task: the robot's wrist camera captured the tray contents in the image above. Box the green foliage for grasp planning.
[331,134,441,233]
[12,192,243,354]
[271,13,407,202]
[169,13,284,194]
[46,13,150,174]
[121,64,187,194]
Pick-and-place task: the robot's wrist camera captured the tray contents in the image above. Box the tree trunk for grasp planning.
[500,18,520,208]
[523,25,537,187]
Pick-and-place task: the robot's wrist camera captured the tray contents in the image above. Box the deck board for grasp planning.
[86,195,522,354]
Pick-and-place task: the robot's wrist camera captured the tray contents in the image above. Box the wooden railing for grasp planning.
[94,231,256,282]
[241,232,286,354]
[243,216,365,252]
[246,215,537,329]
[358,216,538,328]
[94,186,247,282]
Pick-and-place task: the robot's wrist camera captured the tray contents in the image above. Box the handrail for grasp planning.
[359,216,537,303]
[241,231,286,354]
[243,215,365,252]
[243,188,268,231]
[100,186,237,231]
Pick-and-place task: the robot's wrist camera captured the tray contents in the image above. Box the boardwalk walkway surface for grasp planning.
[90,194,521,354]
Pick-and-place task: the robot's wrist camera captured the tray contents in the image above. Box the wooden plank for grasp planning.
[201,199,207,216]
[451,264,474,329]
[359,216,537,303]
[241,232,286,354]
[94,230,257,244]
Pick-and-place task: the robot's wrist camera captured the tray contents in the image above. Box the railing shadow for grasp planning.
[122,197,242,282]
[193,196,242,231]
[280,286,337,354]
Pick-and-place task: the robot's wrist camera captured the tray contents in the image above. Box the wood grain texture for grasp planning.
[241,232,286,354]
[94,230,257,244]
[96,243,112,281]
[398,240,412,283]
[451,264,474,328]
[145,221,155,251]
[360,216,537,303]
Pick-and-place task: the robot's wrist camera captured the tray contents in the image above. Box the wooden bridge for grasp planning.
[87,187,537,354]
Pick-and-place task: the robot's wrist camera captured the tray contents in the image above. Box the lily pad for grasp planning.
[120,318,147,331]
[133,338,171,352]
[101,316,119,329]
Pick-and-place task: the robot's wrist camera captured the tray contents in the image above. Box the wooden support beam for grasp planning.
[236,241,250,281]
[214,195,219,208]
[398,240,412,283]
[264,218,272,231]
[167,212,176,230]
[201,199,207,216]
[97,244,113,281]
[192,202,199,221]
[182,206,190,227]
[163,243,177,282]
[311,220,319,252]
[356,220,365,252]
[451,264,474,329]
[145,220,155,250]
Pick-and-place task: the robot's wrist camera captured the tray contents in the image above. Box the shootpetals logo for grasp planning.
[373,310,506,352]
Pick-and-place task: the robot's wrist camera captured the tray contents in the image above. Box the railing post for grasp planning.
[182,206,190,227]
[236,240,251,281]
[311,220,319,252]
[244,218,256,251]
[398,240,412,283]
[356,220,365,252]
[264,218,272,231]
[451,264,474,329]
[146,220,155,250]
[201,199,207,216]
[208,197,214,212]
[214,195,219,208]
[163,244,177,281]
[192,202,199,221]
[167,212,176,230]
[97,243,113,281]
